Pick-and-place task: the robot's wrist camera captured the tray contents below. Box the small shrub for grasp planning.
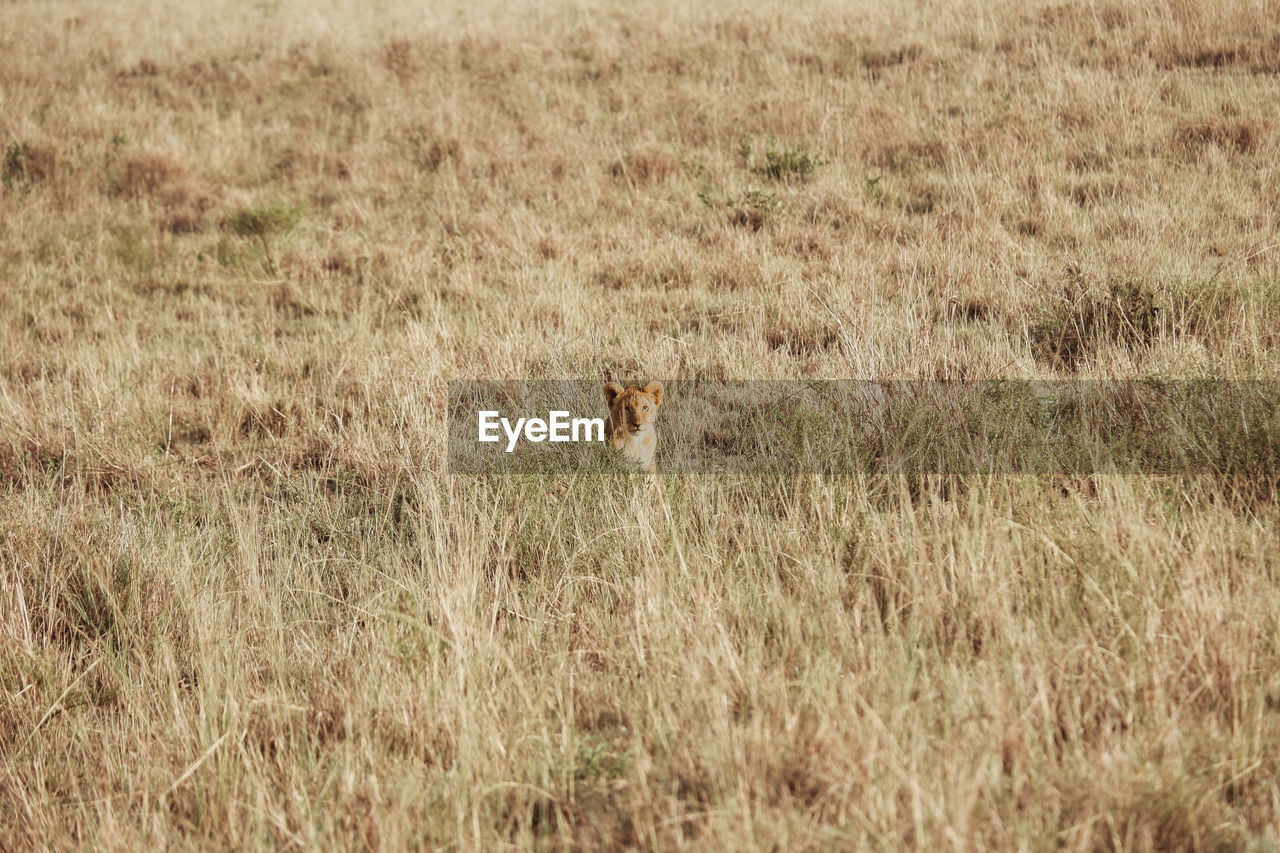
[739,136,826,181]
[863,174,883,199]
[726,188,779,230]
[696,184,779,230]
[225,202,303,273]
[227,202,302,240]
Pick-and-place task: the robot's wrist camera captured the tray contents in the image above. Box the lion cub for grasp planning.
[603,381,664,472]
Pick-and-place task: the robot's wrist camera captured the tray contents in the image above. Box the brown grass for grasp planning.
[2,0,1280,848]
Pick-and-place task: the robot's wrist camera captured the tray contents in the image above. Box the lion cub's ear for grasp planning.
[644,381,664,407]
[604,382,624,406]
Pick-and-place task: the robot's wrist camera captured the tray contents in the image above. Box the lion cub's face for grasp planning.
[605,381,663,433]
[603,381,664,471]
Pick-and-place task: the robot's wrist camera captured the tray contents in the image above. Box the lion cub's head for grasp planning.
[603,381,664,471]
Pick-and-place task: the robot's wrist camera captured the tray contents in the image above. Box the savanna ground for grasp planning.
[3,0,1280,848]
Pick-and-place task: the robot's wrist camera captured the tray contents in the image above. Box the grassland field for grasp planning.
[3,0,1280,849]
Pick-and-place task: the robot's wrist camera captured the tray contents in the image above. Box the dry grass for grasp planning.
[2,0,1280,848]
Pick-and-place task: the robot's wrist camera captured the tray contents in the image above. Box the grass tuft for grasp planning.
[1030,275,1164,370]
[3,141,58,191]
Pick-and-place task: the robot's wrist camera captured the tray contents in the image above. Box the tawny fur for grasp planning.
[603,381,664,472]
